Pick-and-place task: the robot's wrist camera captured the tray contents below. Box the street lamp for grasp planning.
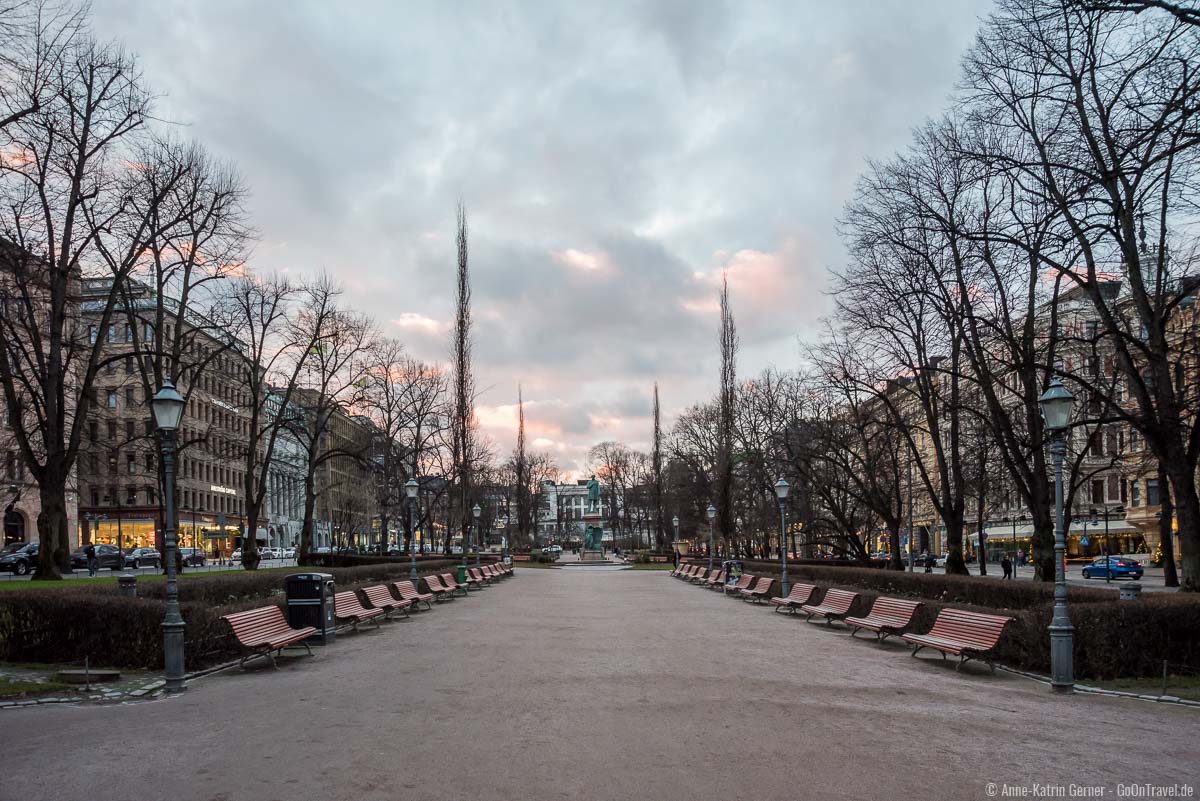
[406,478,419,580]
[151,379,187,694]
[706,503,716,572]
[671,514,680,568]
[1039,376,1075,692]
[774,478,790,596]
[473,503,481,569]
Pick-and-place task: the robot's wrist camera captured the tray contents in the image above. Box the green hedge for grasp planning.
[0,562,467,669]
[690,560,1199,679]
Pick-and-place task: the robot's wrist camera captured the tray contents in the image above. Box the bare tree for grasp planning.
[715,275,738,558]
[449,205,476,554]
[651,382,666,552]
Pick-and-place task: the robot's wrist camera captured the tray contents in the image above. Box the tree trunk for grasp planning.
[887,519,905,571]
[33,477,69,580]
[1158,463,1178,588]
[242,503,262,570]
[298,485,318,566]
[1163,458,1198,591]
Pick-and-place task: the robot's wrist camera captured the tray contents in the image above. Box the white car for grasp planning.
[283,547,296,559]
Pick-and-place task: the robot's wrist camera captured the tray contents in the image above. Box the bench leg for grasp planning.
[849,627,859,638]
[302,641,313,657]
[910,644,924,658]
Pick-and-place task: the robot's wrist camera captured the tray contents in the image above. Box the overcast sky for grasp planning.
[92,0,993,476]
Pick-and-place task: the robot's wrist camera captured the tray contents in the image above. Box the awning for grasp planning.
[972,519,1141,543]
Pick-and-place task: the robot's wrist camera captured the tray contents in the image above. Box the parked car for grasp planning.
[70,543,125,571]
[0,542,38,575]
[260,547,277,560]
[124,547,162,569]
[179,547,207,567]
[230,548,242,561]
[283,547,296,559]
[1082,556,1143,580]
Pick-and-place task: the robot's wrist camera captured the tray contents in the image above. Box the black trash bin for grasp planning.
[285,573,337,645]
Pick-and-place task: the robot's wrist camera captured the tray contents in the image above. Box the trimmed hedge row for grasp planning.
[0,563,473,669]
[684,560,1199,679]
[692,559,1118,609]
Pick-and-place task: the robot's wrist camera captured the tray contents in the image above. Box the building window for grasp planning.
[124,325,133,344]
[126,452,135,474]
[126,387,135,407]
[107,421,117,439]
[1131,481,1141,508]
[88,325,98,344]
[1147,480,1160,507]
[126,487,137,505]
[1107,474,1120,503]
[106,390,117,409]
[125,421,135,441]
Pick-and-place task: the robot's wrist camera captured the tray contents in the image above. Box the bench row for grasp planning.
[221,563,515,670]
[671,563,1014,674]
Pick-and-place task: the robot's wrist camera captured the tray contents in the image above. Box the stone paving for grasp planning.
[1,568,1198,801]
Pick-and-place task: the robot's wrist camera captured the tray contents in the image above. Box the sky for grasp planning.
[91,0,994,477]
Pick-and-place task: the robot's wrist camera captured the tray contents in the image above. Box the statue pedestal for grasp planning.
[580,549,607,562]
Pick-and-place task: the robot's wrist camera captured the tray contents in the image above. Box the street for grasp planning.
[2,567,1196,801]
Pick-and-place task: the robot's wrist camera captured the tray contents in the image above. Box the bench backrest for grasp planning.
[362,585,397,608]
[693,567,708,580]
[866,596,922,626]
[707,570,725,584]
[928,608,1013,650]
[750,577,775,594]
[731,574,754,591]
[334,591,369,616]
[393,580,420,599]
[819,588,858,613]
[682,565,697,577]
[441,573,462,586]
[424,575,448,592]
[222,606,292,642]
[784,583,816,603]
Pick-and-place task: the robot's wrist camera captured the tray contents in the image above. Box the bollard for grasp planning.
[117,572,138,598]
[1118,582,1142,601]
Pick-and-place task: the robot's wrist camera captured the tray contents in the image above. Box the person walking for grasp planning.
[1001,553,1013,580]
[1017,548,1025,568]
[84,542,98,577]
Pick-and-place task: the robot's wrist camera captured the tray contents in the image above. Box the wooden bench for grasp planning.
[513,554,531,562]
[221,606,315,670]
[703,569,725,588]
[422,574,455,600]
[360,585,413,620]
[467,567,492,587]
[800,588,859,625]
[846,597,924,641]
[769,583,817,613]
[334,590,385,631]
[674,564,694,579]
[392,580,434,610]
[739,576,775,603]
[441,572,472,596]
[725,574,754,595]
[689,567,710,584]
[901,608,1014,673]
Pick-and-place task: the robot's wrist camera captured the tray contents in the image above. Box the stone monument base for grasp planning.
[580,549,607,562]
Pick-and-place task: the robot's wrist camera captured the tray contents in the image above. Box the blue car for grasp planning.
[1081,556,1143,580]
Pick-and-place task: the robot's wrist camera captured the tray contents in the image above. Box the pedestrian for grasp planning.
[1017,548,1025,567]
[84,542,98,577]
[922,550,934,573]
[1001,554,1013,580]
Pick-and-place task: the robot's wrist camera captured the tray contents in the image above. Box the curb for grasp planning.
[996,665,1200,708]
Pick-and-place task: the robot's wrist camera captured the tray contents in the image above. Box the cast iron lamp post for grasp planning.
[1039,376,1075,692]
[671,514,680,567]
[473,503,481,568]
[706,503,716,571]
[406,478,419,580]
[151,380,187,693]
[774,478,789,596]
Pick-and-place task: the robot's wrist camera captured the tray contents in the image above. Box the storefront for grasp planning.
[976,518,1145,560]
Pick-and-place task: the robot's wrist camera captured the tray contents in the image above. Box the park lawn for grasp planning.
[0,566,298,592]
[0,678,75,698]
[1084,675,1200,702]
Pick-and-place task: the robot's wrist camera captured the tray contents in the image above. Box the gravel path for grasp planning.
[2,568,1197,801]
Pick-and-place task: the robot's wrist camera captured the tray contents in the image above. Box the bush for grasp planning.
[0,560,471,669]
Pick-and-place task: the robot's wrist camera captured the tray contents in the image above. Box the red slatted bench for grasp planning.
[334,590,385,631]
[689,567,710,584]
[846,597,924,641]
[725,574,754,595]
[739,576,775,603]
[769,583,817,613]
[221,606,315,670]
[468,567,492,586]
[392,580,434,610]
[441,572,472,596]
[901,608,1014,673]
[360,585,413,620]
[703,569,725,588]
[707,570,730,590]
[674,564,694,579]
[800,588,859,625]
[423,574,456,600]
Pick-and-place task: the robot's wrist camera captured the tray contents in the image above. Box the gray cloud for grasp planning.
[90,0,993,474]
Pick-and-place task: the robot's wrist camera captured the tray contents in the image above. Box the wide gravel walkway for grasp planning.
[3,567,1197,801]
